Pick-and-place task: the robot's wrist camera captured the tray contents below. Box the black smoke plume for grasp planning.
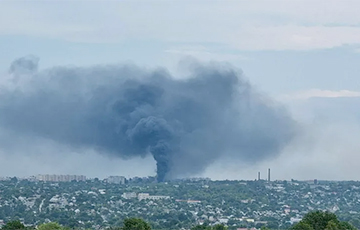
[0,56,297,181]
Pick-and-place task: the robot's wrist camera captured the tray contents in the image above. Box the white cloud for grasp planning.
[164,46,251,62]
[279,89,360,101]
[2,1,360,50]
[228,26,360,50]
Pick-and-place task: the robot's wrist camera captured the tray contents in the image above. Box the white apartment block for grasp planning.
[137,193,170,201]
[106,176,126,184]
[122,192,137,199]
[36,174,86,182]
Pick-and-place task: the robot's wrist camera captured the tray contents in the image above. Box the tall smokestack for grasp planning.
[268,168,271,182]
[258,171,260,180]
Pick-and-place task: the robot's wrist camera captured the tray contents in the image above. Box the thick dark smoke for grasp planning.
[0,56,297,181]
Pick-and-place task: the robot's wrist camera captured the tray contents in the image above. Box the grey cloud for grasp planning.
[0,57,297,181]
[9,55,39,75]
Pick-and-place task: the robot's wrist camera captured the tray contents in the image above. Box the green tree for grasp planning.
[290,221,313,230]
[190,225,210,230]
[1,220,25,230]
[290,211,356,230]
[37,222,63,230]
[302,211,339,230]
[122,218,151,230]
[325,220,338,230]
[213,224,227,230]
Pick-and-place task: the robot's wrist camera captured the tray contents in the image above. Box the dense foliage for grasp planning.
[290,211,356,230]
[1,220,26,230]
[0,212,357,230]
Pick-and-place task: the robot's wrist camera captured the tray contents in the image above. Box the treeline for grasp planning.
[190,211,357,230]
[0,211,357,230]
[1,218,151,230]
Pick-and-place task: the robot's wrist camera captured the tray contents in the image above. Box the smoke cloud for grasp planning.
[0,56,297,181]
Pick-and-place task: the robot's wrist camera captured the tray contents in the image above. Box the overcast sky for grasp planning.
[0,0,360,181]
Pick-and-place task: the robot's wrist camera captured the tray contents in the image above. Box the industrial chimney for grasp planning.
[268,168,271,182]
